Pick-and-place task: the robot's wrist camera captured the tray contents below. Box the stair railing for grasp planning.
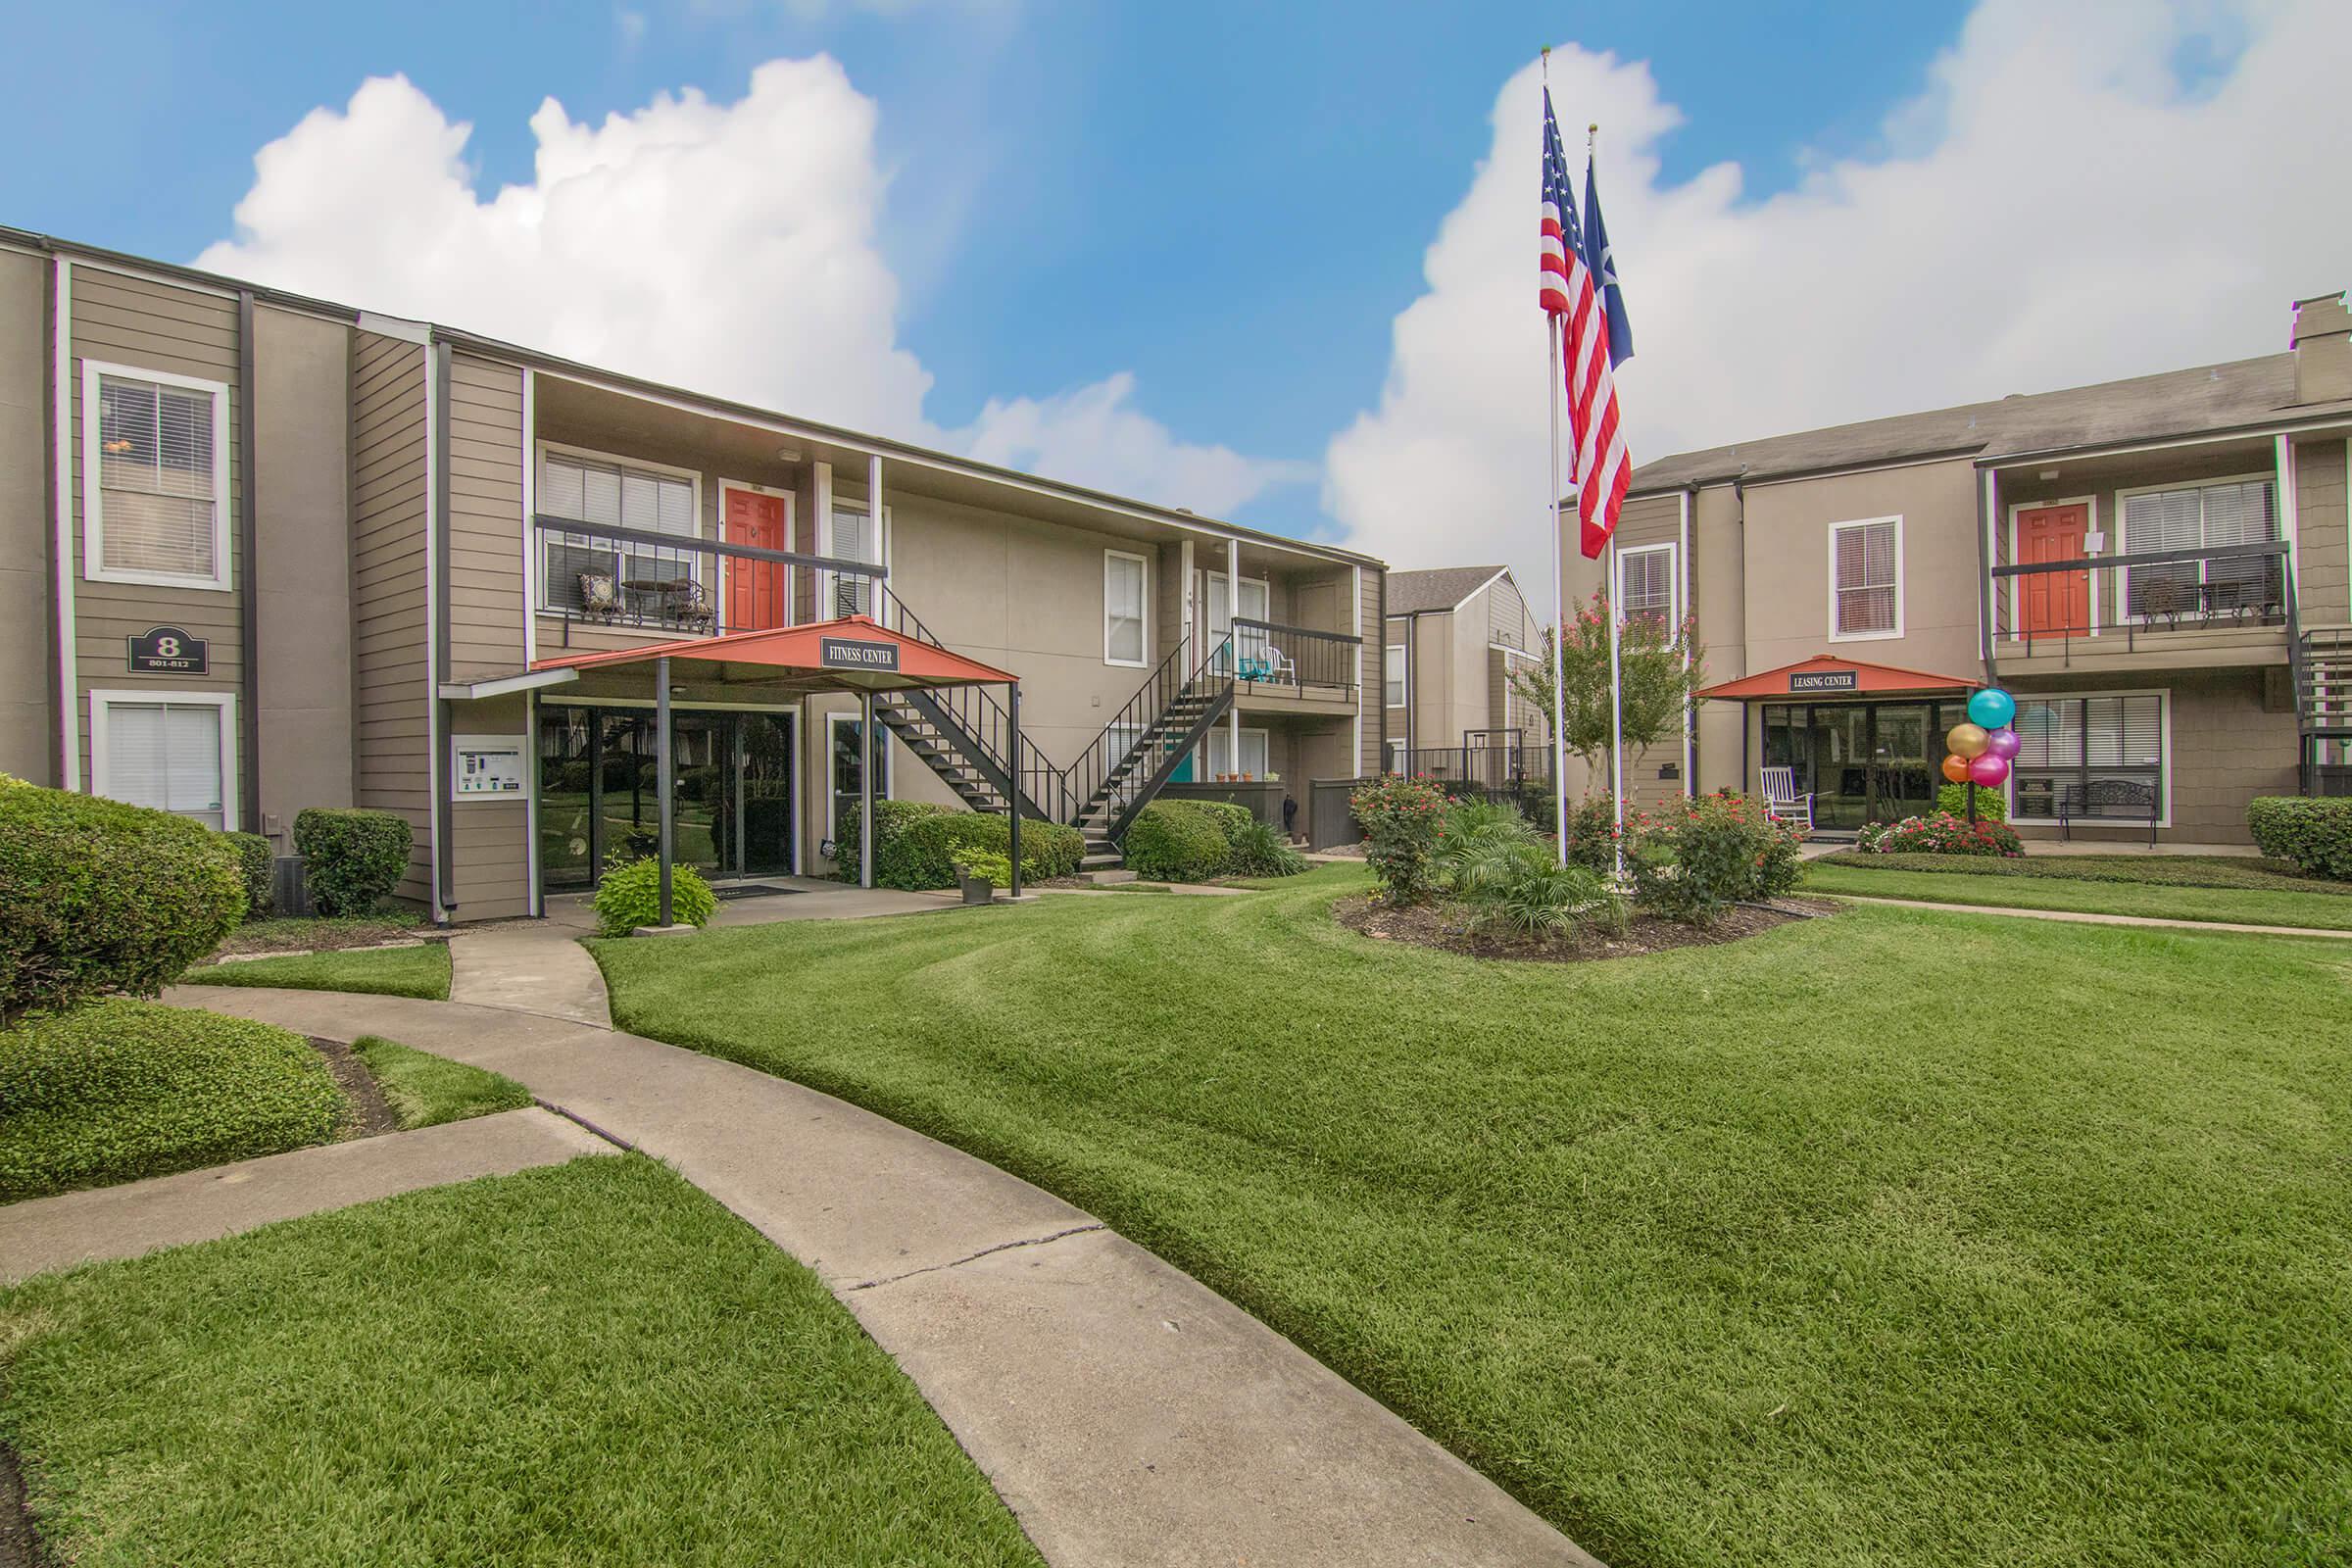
[1062,633,1238,830]
[873,585,1072,820]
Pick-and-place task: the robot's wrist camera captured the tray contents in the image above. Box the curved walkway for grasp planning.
[166,964,1601,1568]
[1822,891,2352,939]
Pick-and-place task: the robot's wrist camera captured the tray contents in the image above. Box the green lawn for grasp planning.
[592,862,2352,1568]
[352,1034,534,1128]
[180,940,453,999]
[0,1155,1043,1567]
[1803,853,2352,930]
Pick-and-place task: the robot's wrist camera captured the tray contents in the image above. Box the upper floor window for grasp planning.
[1618,543,1675,622]
[539,447,701,617]
[1830,516,1901,640]
[1385,644,1407,708]
[1103,550,1148,666]
[2121,477,2278,618]
[825,503,884,618]
[85,365,231,590]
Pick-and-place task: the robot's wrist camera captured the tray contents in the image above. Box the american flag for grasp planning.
[1539,88,1631,560]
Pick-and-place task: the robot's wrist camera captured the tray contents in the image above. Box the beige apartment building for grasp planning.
[1381,565,1550,787]
[2,227,1385,918]
[1566,290,2352,843]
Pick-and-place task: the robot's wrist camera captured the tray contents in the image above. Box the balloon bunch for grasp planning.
[1941,687,2019,788]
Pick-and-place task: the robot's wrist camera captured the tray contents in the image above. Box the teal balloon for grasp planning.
[1968,688,2016,729]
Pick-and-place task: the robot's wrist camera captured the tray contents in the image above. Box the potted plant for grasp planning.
[951,849,1013,905]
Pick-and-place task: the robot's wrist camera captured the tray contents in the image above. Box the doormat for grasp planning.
[710,884,803,901]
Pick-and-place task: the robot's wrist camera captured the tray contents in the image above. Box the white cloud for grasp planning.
[1324,0,2352,599]
[197,64,1298,516]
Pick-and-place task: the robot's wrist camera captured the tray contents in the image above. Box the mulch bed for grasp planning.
[310,1037,401,1140]
[1333,893,1834,963]
[0,1445,32,1568]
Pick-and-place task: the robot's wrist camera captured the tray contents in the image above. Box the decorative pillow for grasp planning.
[578,571,619,612]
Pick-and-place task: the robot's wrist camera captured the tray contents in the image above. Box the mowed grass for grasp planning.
[0,1155,1043,1567]
[1803,855,2352,930]
[180,940,453,1000]
[352,1034,534,1128]
[593,862,2352,1568]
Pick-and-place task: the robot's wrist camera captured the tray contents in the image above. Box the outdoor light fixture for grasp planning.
[2038,468,2060,480]
[777,446,803,463]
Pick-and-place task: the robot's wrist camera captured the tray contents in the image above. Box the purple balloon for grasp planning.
[1985,726,2021,760]
[1967,752,2010,787]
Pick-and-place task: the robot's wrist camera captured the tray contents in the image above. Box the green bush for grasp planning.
[594,857,718,936]
[1934,782,2010,822]
[220,830,275,921]
[1123,801,1233,882]
[1857,811,2025,857]
[1629,790,1805,924]
[293,808,413,916]
[868,809,1084,889]
[1226,817,1308,877]
[1562,793,1624,872]
[1189,800,1256,845]
[0,777,245,1027]
[1448,831,1627,941]
[835,799,950,888]
[0,999,342,1201]
[1350,775,1450,905]
[2246,797,2352,880]
[949,849,1018,888]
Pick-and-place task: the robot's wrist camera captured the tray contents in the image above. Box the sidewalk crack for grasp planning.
[847,1223,1105,1292]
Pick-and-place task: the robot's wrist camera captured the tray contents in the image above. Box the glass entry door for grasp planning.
[538,706,795,893]
[1760,701,1947,834]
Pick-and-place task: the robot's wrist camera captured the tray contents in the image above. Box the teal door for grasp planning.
[1167,750,1195,783]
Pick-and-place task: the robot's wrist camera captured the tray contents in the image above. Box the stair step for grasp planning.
[1079,854,1126,872]
[1079,866,1136,883]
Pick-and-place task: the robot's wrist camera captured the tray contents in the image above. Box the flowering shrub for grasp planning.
[1561,793,1624,871]
[1856,811,2023,858]
[1351,774,1451,906]
[1628,790,1805,923]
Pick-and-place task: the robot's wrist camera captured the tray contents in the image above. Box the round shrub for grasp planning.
[0,777,245,1027]
[1122,801,1232,882]
[2247,797,2352,880]
[1934,781,2010,823]
[1188,800,1256,846]
[220,830,275,921]
[835,799,949,887]
[293,808,413,916]
[876,810,1084,889]
[1856,811,2024,858]
[594,857,718,936]
[0,999,341,1201]
[1350,775,1450,905]
[1628,790,1806,923]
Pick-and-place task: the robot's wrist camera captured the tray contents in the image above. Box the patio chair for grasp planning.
[1262,644,1297,684]
[1760,765,1813,831]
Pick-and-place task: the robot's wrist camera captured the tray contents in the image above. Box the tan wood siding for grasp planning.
[2294,436,2349,625]
[446,354,526,681]
[446,693,532,920]
[1357,567,1382,775]
[0,250,53,782]
[350,330,433,907]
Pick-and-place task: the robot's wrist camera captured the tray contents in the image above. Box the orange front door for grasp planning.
[2017,503,2089,639]
[723,488,789,631]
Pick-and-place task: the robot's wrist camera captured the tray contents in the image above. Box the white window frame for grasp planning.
[1385,737,1408,774]
[2113,472,2278,625]
[1384,643,1408,709]
[1102,548,1151,667]
[87,688,239,828]
[2004,495,2101,639]
[715,479,798,632]
[535,440,707,616]
[1827,514,1904,643]
[2003,686,2172,828]
[1206,724,1271,779]
[825,710,894,856]
[81,360,234,591]
[819,497,892,620]
[1616,541,1678,623]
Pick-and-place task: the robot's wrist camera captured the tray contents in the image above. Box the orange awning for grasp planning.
[1695,654,1982,702]
[527,614,1017,690]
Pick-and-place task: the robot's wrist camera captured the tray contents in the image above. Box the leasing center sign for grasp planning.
[1788,668,1858,693]
[819,636,900,672]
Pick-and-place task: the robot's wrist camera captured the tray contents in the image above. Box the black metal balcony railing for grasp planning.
[534,514,889,641]
[1228,617,1361,694]
[1989,538,2296,662]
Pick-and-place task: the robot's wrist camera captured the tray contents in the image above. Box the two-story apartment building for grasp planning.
[1381,565,1550,786]
[1565,290,2352,843]
[1,227,1386,918]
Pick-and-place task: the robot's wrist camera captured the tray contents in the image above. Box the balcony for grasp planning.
[1989,539,2294,674]
[535,514,883,645]
[1226,617,1361,713]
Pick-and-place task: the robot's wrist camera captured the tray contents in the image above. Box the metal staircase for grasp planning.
[2297,625,2352,793]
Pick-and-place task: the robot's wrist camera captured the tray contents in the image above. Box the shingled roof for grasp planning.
[1629,352,2352,496]
[1385,565,1507,616]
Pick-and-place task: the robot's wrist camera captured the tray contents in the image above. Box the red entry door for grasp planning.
[724,488,789,632]
[2017,504,2089,639]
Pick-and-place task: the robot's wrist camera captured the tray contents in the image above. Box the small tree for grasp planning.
[1507,592,1706,776]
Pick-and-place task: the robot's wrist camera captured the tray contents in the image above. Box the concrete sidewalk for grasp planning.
[168,983,1599,1568]
[0,1108,612,1285]
[1823,892,2352,939]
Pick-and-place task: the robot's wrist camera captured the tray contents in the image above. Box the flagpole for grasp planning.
[1543,48,1571,867]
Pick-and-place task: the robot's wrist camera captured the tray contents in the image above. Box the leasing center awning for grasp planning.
[1694,654,1982,702]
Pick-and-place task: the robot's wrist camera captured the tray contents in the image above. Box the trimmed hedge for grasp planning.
[842,803,1083,889]
[835,799,950,888]
[0,999,341,1201]
[220,831,275,921]
[0,778,245,1027]
[2247,797,2352,880]
[1934,782,2010,823]
[1123,801,1231,883]
[1189,800,1255,846]
[293,808,413,916]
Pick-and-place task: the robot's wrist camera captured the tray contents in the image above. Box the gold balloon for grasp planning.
[1940,754,1972,784]
[1947,722,1989,760]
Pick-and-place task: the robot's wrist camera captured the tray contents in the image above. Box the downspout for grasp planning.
[235,291,262,834]
[1679,483,1693,798]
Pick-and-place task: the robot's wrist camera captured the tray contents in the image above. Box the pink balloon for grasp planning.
[1985,727,2021,760]
[1967,752,2010,787]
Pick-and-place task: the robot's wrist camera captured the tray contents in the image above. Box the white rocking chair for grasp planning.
[1760,765,1814,831]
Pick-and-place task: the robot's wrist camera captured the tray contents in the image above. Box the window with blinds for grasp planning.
[100,700,227,829]
[2121,478,2278,617]
[2009,693,2165,822]
[1103,551,1148,664]
[540,451,699,612]
[1618,545,1674,620]
[1385,645,1406,708]
[1832,518,1900,637]
[827,505,880,617]
[92,371,224,583]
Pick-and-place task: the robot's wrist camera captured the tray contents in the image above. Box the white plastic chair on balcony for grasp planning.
[1760,765,1813,831]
